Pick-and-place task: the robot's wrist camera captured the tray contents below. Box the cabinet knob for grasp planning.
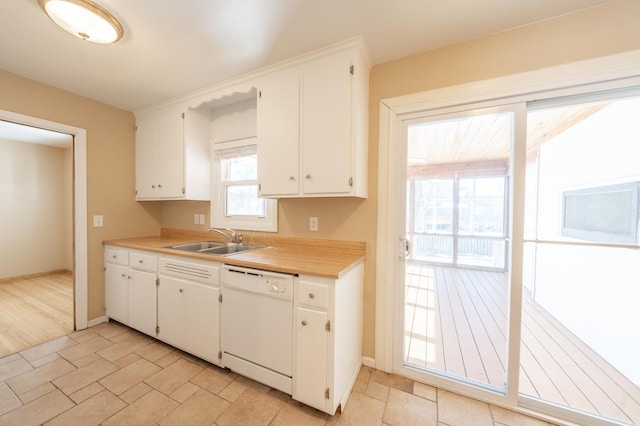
[112,255,117,259]
[139,260,143,264]
[179,288,184,293]
[121,273,126,278]
[309,293,315,299]
[301,320,307,326]
[306,174,311,179]
[152,185,156,189]
[289,176,295,181]
[158,184,162,188]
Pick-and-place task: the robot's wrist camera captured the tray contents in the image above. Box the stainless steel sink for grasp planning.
[168,241,263,256]
[168,241,226,252]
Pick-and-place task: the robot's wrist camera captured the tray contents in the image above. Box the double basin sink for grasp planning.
[168,241,263,257]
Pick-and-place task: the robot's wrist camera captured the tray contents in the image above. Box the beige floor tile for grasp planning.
[159,388,230,426]
[119,382,153,404]
[96,335,151,362]
[6,358,76,395]
[383,387,438,425]
[0,357,33,382]
[18,382,56,404]
[0,354,22,366]
[271,399,328,426]
[136,341,174,362]
[413,381,438,402]
[366,380,390,402]
[68,330,101,343]
[99,358,160,395]
[333,391,386,426]
[90,322,130,340]
[71,352,102,368]
[352,378,368,394]
[370,369,415,393]
[29,353,62,368]
[438,389,493,426]
[0,382,21,416]
[154,351,182,368]
[19,336,77,364]
[145,357,203,395]
[69,381,105,404]
[0,389,74,426]
[114,352,140,368]
[102,389,179,426]
[45,390,126,426]
[57,335,113,362]
[52,358,118,395]
[490,405,556,426]
[190,366,234,394]
[218,379,248,403]
[216,387,286,426]
[170,381,200,403]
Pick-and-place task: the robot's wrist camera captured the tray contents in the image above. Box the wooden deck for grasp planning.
[404,264,640,425]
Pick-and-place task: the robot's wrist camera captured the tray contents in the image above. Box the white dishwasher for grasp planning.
[221,265,294,394]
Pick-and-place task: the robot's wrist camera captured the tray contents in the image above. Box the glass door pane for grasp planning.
[404,109,513,391]
[522,94,640,425]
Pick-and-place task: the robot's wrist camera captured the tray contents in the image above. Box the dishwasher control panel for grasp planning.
[222,265,294,300]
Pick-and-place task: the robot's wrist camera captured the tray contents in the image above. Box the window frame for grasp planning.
[210,137,278,232]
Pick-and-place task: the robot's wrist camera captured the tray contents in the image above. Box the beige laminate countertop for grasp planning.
[103,230,366,279]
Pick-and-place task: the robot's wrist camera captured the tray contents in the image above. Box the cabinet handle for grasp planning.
[309,293,315,299]
[301,320,307,326]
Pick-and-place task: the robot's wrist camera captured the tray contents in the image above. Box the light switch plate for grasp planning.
[310,216,318,231]
[93,215,104,227]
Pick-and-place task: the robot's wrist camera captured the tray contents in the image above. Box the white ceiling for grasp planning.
[0,0,614,113]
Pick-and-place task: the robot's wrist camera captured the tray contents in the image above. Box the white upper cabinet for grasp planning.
[257,41,370,198]
[135,107,210,201]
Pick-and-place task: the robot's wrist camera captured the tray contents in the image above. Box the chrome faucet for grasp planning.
[208,227,239,244]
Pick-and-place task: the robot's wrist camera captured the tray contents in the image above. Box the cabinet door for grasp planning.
[157,110,185,199]
[135,117,158,199]
[128,269,157,337]
[185,283,220,364]
[157,275,187,350]
[295,307,328,411]
[257,72,300,197]
[105,263,129,324]
[301,55,352,195]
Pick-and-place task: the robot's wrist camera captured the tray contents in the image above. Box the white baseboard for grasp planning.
[362,356,376,369]
[86,316,107,328]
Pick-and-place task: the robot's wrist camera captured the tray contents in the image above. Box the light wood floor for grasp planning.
[0,271,74,358]
[405,264,640,425]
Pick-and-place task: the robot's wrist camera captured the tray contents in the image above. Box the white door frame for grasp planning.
[375,49,640,424]
[1,109,88,330]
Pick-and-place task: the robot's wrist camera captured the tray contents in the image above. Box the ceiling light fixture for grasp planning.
[37,0,124,44]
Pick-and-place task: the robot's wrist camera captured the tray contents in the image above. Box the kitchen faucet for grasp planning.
[208,227,242,244]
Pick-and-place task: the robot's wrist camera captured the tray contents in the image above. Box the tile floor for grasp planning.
[0,322,560,425]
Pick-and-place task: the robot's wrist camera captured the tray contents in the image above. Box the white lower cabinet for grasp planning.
[127,268,157,336]
[157,256,222,366]
[293,262,364,415]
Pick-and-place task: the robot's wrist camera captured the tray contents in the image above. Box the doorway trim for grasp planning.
[0,109,88,330]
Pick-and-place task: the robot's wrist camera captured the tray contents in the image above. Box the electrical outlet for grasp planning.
[93,215,104,227]
[309,216,318,231]
[199,214,205,224]
[194,213,200,225]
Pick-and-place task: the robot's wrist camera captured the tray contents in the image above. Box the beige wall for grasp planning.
[2,0,639,350]
[0,69,162,321]
[0,140,70,278]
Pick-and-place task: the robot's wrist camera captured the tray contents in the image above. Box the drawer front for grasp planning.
[297,281,328,309]
[129,251,158,272]
[158,256,220,286]
[105,247,128,266]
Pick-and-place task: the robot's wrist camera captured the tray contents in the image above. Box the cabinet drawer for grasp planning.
[105,247,128,266]
[297,281,328,309]
[129,251,157,272]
